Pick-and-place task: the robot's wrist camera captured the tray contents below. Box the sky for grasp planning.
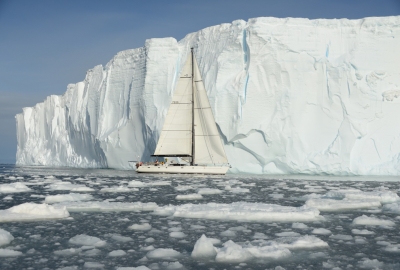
[0,0,399,164]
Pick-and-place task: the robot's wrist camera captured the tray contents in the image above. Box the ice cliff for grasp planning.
[16,16,400,175]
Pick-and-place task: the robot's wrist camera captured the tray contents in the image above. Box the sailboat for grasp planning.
[136,48,230,175]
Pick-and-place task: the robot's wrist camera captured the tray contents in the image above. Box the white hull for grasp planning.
[136,165,229,175]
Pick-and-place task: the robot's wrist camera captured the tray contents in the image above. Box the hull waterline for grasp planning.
[136,165,229,175]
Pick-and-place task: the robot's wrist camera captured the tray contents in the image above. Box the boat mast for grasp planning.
[191,48,195,166]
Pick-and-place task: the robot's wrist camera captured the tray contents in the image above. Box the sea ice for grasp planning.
[0,182,31,193]
[110,235,133,242]
[45,193,93,203]
[100,186,134,192]
[175,194,203,200]
[357,259,384,269]
[174,185,194,191]
[306,198,381,211]
[192,234,328,263]
[197,188,223,195]
[169,232,186,238]
[0,248,23,257]
[0,203,69,222]
[54,248,81,256]
[352,215,396,226]
[216,241,289,263]
[191,234,217,260]
[382,202,400,213]
[323,189,399,204]
[69,234,106,247]
[311,228,332,235]
[146,248,182,260]
[83,262,105,268]
[52,201,158,212]
[128,223,152,231]
[292,222,308,229]
[116,267,151,270]
[108,250,126,257]
[0,229,14,246]
[46,182,95,192]
[154,202,321,222]
[351,229,375,235]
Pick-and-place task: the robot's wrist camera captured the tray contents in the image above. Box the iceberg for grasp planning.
[16,16,400,174]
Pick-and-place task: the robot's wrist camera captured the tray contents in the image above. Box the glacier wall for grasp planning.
[16,16,400,175]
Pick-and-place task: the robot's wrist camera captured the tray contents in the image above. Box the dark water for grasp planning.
[0,165,399,270]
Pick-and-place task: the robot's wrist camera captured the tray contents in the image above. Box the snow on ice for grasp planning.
[15,16,400,175]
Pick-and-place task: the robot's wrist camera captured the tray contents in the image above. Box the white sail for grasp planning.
[193,57,229,165]
[153,50,228,165]
[153,54,193,156]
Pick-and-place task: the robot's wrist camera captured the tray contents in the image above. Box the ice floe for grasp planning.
[0,228,14,246]
[306,198,381,211]
[191,234,217,259]
[69,234,106,247]
[175,194,203,200]
[146,248,182,260]
[0,203,69,222]
[352,215,396,226]
[128,223,152,231]
[292,222,308,229]
[351,229,375,235]
[110,235,133,242]
[46,182,95,192]
[53,201,158,212]
[0,182,31,193]
[44,193,94,203]
[305,189,399,211]
[100,186,135,192]
[323,189,399,204]
[197,188,223,195]
[311,228,332,235]
[382,202,400,213]
[128,180,171,187]
[0,248,23,257]
[54,248,81,256]
[169,231,186,238]
[116,267,151,270]
[108,250,126,257]
[201,235,329,263]
[357,258,384,269]
[154,202,322,222]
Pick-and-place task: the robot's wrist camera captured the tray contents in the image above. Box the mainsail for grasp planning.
[153,53,193,157]
[153,49,228,165]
